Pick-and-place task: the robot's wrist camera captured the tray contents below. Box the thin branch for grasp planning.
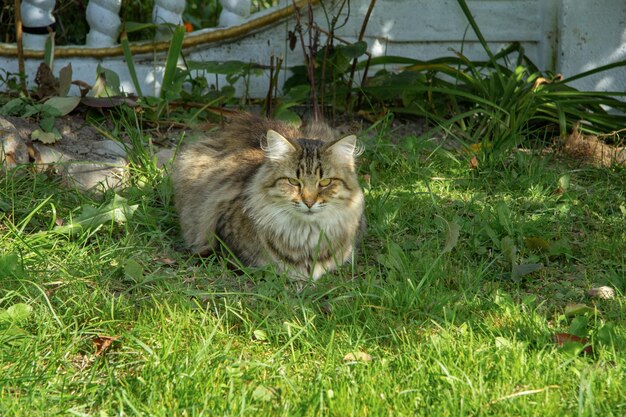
[14,0,27,95]
[291,0,320,121]
[265,55,275,118]
[346,0,377,106]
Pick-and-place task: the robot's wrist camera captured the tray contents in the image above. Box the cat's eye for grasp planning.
[287,178,301,186]
[318,178,332,187]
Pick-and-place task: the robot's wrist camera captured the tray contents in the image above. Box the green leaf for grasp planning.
[524,237,551,252]
[124,259,144,282]
[548,239,572,258]
[52,194,138,235]
[90,66,121,97]
[500,236,517,265]
[58,64,73,96]
[43,33,54,68]
[220,85,236,98]
[0,97,27,116]
[558,174,570,192]
[0,303,32,325]
[597,322,616,345]
[336,41,368,59]
[564,303,594,318]
[160,25,186,99]
[568,315,588,338]
[121,35,143,99]
[252,385,276,402]
[0,253,23,278]
[44,96,81,116]
[272,107,301,125]
[511,263,543,280]
[283,84,310,102]
[124,21,159,33]
[441,219,460,254]
[31,128,60,144]
[253,329,268,341]
[187,60,251,75]
[39,116,56,132]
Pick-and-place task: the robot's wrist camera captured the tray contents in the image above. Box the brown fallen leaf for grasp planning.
[35,63,59,99]
[81,96,138,108]
[553,332,593,355]
[469,156,479,169]
[153,257,177,266]
[93,335,120,356]
[524,237,551,252]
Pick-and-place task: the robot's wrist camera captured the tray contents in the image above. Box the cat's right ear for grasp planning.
[261,130,296,161]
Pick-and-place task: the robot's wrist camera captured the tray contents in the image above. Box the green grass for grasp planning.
[1,117,625,416]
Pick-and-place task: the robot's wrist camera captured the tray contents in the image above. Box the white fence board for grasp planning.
[0,0,624,96]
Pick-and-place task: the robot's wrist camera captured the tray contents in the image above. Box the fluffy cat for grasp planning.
[171,113,365,281]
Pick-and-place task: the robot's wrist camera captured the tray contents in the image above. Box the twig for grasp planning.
[291,0,320,121]
[318,0,349,121]
[311,23,367,51]
[265,55,275,118]
[346,0,377,107]
[14,0,27,95]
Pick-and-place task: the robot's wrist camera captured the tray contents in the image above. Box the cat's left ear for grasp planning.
[325,135,359,167]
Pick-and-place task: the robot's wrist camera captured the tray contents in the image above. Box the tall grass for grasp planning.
[1,108,625,415]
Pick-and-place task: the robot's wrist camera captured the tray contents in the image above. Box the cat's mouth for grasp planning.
[294,206,320,216]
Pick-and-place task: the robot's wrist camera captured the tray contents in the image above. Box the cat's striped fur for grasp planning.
[172,113,365,281]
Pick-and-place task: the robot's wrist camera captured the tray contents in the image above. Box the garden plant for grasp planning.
[1,0,625,415]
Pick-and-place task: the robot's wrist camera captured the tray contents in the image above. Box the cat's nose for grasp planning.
[303,198,315,208]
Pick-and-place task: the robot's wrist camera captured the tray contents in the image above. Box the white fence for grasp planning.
[17,0,253,50]
[1,0,625,97]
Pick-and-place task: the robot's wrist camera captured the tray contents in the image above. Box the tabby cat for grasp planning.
[172,113,365,281]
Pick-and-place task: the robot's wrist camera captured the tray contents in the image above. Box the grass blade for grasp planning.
[120,32,144,99]
[160,24,186,99]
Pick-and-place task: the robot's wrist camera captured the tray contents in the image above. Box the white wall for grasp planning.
[559,0,626,92]
[0,0,624,96]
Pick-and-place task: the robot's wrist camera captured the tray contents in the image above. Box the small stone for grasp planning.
[31,142,69,166]
[0,117,29,170]
[587,286,616,300]
[94,139,128,158]
[64,158,127,192]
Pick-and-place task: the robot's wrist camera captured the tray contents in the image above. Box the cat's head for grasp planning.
[258,129,363,218]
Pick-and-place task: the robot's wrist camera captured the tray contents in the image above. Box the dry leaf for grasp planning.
[553,332,593,355]
[524,237,551,252]
[35,63,59,98]
[343,351,373,362]
[469,156,479,169]
[587,286,615,300]
[93,335,120,356]
[252,384,278,401]
[153,257,177,266]
[441,219,460,254]
[31,129,60,145]
[81,96,138,108]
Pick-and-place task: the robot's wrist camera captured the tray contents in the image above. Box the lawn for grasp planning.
[1,114,625,416]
